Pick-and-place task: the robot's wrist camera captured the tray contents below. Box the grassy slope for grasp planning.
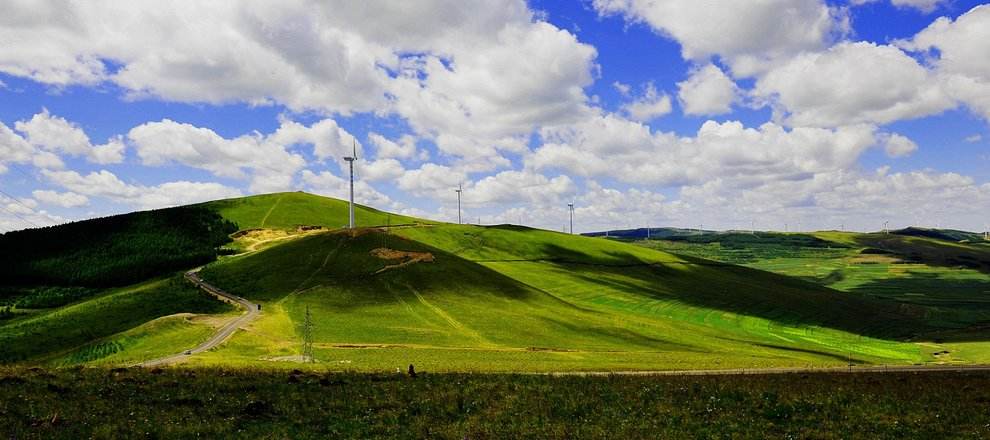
[53,313,235,367]
[198,231,733,371]
[201,192,426,231]
[191,224,944,371]
[0,276,231,363]
[641,231,990,362]
[399,226,937,361]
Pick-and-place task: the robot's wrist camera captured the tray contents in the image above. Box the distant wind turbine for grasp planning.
[454,184,462,225]
[568,202,575,234]
[343,140,357,229]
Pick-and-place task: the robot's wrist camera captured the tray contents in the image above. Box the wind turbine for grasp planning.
[883,220,890,234]
[343,140,357,229]
[454,184,462,225]
[567,202,575,234]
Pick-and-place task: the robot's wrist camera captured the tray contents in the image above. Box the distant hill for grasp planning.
[586,228,841,249]
[583,227,712,240]
[892,227,987,244]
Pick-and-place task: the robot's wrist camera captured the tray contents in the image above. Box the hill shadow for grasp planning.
[528,242,990,344]
[854,235,990,274]
[843,272,990,341]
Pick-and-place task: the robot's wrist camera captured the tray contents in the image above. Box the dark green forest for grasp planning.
[0,207,236,287]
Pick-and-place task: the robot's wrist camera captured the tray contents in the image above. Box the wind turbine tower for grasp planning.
[883,220,890,234]
[568,202,575,234]
[343,141,357,229]
[454,184,462,225]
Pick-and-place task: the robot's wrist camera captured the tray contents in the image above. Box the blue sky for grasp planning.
[1,0,988,233]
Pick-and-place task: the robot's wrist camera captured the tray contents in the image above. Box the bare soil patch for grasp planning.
[370,247,435,274]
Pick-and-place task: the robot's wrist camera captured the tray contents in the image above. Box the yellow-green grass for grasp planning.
[53,313,231,366]
[188,226,950,371]
[0,276,231,363]
[201,192,428,231]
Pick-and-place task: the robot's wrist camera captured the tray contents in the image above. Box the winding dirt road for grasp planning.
[136,269,259,368]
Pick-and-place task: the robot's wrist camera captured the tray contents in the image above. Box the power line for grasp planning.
[0,202,39,228]
[0,188,39,216]
[0,184,45,229]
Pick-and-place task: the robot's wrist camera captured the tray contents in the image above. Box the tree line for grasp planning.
[0,206,238,287]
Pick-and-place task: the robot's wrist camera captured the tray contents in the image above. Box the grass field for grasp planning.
[0,276,232,363]
[639,231,990,362]
[3,367,990,439]
[184,223,976,371]
[53,313,234,367]
[4,192,990,372]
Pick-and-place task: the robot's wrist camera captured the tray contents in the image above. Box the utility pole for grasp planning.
[384,213,390,249]
[343,141,356,229]
[455,184,462,225]
[302,305,314,363]
[568,203,574,234]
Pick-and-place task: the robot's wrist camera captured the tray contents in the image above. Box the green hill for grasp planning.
[4,192,990,371]
[0,206,237,287]
[185,223,966,371]
[892,227,988,244]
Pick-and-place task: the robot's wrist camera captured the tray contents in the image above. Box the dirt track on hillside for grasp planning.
[135,269,259,368]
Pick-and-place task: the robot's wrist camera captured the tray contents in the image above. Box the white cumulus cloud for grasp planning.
[677,64,739,116]
[620,83,673,122]
[593,0,846,76]
[753,42,953,127]
[14,109,125,164]
[31,190,88,208]
[901,5,990,123]
[42,169,242,210]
